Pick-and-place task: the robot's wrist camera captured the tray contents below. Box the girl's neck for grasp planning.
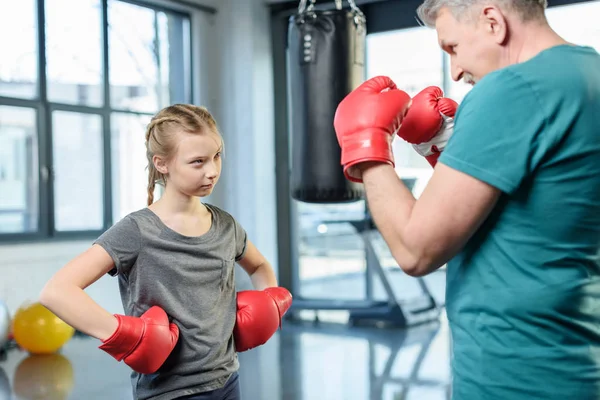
[150,187,206,217]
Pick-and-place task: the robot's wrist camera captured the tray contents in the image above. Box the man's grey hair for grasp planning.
[416,0,548,28]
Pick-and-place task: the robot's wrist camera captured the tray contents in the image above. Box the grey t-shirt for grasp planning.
[94,204,247,400]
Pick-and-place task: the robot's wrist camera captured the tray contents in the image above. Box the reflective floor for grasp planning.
[0,312,451,400]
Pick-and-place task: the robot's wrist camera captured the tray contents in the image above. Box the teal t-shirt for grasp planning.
[439,45,600,400]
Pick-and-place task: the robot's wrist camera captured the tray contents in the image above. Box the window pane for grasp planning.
[297,202,367,301]
[110,112,156,222]
[158,11,191,104]
[45,0,103,107]
[0,0,38,99]
[546,0,600,51]
[0,106,39,233]
[52,111,103,231]
[367,27,442,171]
[108,1,190,112]
[367,27,443,96]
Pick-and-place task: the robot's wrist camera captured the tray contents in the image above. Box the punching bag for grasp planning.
[288,0,366,203]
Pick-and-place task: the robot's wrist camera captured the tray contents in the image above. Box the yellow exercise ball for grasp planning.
[12,302,75,354]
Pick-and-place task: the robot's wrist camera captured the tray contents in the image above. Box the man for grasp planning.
[333,0,600,399]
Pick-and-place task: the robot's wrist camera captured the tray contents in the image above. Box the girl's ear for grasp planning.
[153,155,168,175]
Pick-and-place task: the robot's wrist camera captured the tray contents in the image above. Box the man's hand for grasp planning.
[334,76,412,182]
[397,86,458,167]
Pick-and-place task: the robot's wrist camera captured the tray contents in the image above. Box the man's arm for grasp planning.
[360,161,501,276]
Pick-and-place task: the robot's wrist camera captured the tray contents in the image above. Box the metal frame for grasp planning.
[0,0,194,244]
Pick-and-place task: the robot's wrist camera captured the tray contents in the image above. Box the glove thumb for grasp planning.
[357,76,397,93]
[438,97,458,117]
[263,287,293,323]
[378,89,412,131]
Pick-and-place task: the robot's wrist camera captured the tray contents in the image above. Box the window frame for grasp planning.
[0,0,200,244]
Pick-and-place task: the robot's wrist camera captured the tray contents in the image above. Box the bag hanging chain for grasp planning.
[297,0,317,14]
[298,0,365,20]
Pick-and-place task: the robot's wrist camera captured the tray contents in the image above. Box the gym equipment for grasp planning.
[287,178,444,328]
[13,353,74,400]
[12,302,75,354]
[288,0,366,203]
[0,301,9,349]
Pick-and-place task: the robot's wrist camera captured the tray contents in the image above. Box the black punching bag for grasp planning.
[288,1,366,203]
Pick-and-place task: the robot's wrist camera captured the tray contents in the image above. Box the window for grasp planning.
[109,1,191,112]
[52,111,104,231]
[366,26,441,192]
[546,1,600,50]
[0,0,192,241]
[0,106,38,234]
[110,112,155,221]
[45,0,104,107]
[0,0,38,99]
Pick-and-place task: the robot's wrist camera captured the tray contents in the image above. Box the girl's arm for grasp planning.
[39,244,119,340]
[237,240,278,290]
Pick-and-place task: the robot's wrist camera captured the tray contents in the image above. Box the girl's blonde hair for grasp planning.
[145,104,221,206]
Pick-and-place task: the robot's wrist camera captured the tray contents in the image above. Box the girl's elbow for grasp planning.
[39,283,63,309]
[39,286,54,307]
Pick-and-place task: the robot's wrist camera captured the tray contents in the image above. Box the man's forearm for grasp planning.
[360,162,423,274]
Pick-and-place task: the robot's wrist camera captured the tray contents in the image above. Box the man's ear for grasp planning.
[481,5,508,45]
[153,155,168,175]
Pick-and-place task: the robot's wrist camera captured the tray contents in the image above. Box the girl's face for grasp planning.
[159,130,223,198]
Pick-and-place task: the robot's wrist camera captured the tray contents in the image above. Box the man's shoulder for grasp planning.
[465,67,526,101]
[455,70,528,125]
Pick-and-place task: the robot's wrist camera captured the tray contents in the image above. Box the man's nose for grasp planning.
[451,62,464,82]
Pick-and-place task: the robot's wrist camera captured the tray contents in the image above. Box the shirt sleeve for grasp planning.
[93,215,142,277]
[438,69,549,194]
[233,217,248,261]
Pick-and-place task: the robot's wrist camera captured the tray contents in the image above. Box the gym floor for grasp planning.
[0,313,451,400]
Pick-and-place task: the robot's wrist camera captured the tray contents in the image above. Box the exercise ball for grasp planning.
[12,302,75,354]
[13,353,74,400]
[0,301,10,349]
[0,367,10,400]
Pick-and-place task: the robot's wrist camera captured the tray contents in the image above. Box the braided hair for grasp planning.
[144,104,222,205]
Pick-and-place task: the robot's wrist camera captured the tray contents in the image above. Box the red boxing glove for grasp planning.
[333,76,412,182]
[234,287,293,352]
[396,86,458,167]
[99,306,179,374]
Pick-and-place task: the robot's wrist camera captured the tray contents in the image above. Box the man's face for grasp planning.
[435,6,503,85]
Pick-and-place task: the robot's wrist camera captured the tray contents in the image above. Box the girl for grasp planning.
[39,104,292,400]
